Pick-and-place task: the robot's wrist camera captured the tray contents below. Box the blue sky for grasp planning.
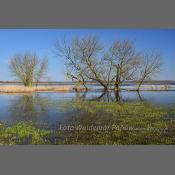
[0,29,174,81]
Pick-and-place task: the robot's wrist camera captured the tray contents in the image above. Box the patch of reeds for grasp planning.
[0,85,74,93]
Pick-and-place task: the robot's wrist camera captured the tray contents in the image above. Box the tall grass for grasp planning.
[0,85,74,93]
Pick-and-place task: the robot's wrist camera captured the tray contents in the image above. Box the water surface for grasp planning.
[0,90,174,126]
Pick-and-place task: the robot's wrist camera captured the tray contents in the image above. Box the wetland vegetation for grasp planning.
[0,91,174,145]
[0,32,174,145]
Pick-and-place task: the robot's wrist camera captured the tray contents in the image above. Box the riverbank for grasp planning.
[0,84,174,93]
[121,84,175,91]
[0,85,74,93]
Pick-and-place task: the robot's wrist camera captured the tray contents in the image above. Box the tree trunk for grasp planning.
[115,90,121,102]
[82,81,88,91]
[75,81,81,92]
[91,92,106,101]
[137,91,143,101]
[103,85,108,92]
[115,64,120,90]
[137,79,144,92]
[114,64,121,102]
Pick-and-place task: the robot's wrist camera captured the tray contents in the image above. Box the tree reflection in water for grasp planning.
[7,91,145,124]
[75,90,145,103]
[8,93,48,122]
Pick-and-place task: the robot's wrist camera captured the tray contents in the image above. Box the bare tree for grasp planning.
[55,37,88,91]
[137,51,162,91]
[9,52,48,87]
[35,58,48,86]
[55,35,112,91]
[55,35,162,96]
[107,39,141,100]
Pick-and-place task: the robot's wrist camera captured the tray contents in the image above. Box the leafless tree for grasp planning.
[35,58,48,86]
[137,51,162,91]
[9,52,48,87]
[55,37,88,91]
[55,35,162,96]
[107,39,141,99]
[55,35,112,91]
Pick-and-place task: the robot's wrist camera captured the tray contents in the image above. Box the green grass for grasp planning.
[0,101,175,145]
[0,122,50,145]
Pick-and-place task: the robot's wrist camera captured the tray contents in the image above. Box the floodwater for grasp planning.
[0,90,174,126]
